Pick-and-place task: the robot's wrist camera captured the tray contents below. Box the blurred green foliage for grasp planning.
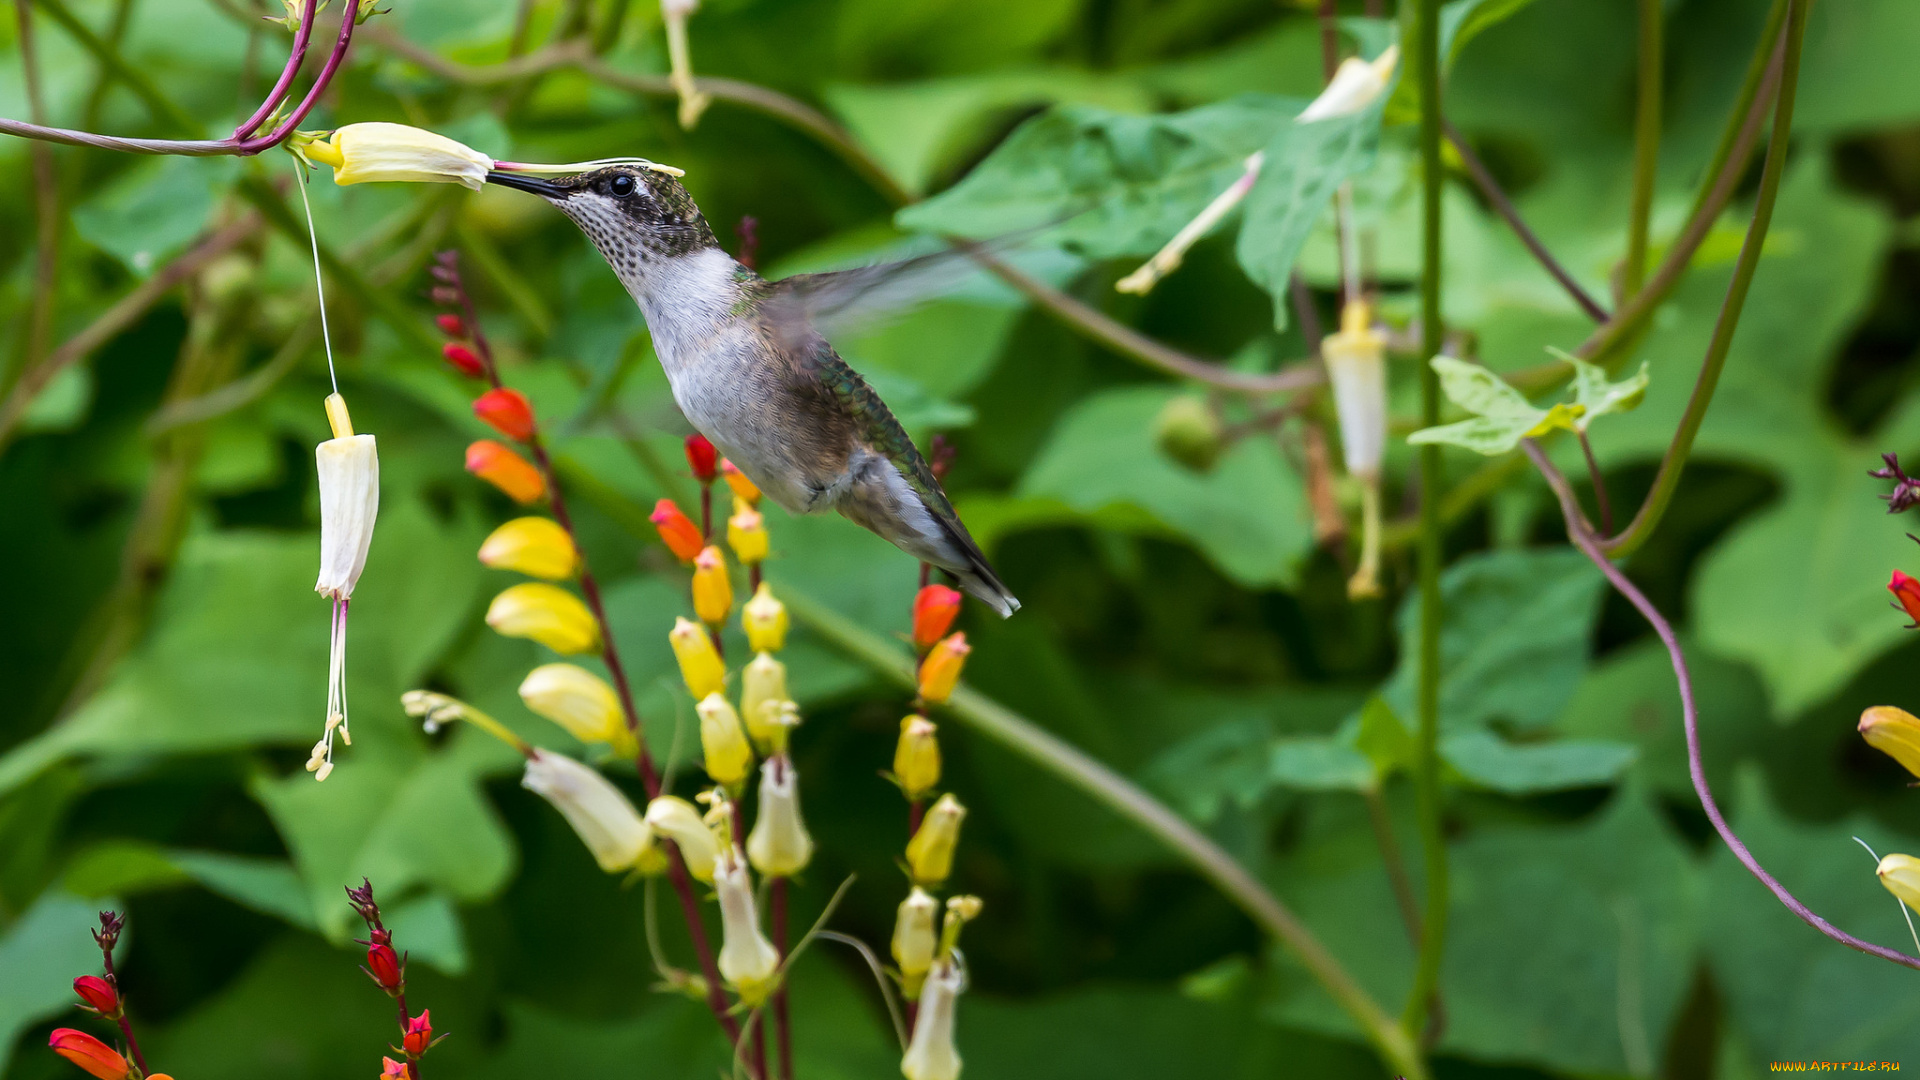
[5,0,1920,1076]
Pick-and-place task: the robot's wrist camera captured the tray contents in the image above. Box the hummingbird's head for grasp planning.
[486,164,718,263]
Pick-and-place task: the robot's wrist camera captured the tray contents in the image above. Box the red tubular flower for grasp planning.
[402,1009,432,1056]
[650,499,704,562]
[1891,570,1920,627]
[72,976,118,1016]
[365,940,403,993]
[912,585,963,651]
[48,1029,128,1080]
[473,387,536,442]
[467,440,546,504]
[684,433,718,482]
[435,313,465,337]
[442,342,484,378]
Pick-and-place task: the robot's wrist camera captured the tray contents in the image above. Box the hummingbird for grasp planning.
[486,164,1020,617]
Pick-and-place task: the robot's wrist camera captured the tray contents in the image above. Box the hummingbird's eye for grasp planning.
[608,174,637,198]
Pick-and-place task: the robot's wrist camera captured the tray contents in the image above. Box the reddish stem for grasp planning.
[771,866,793,1080]
[96,954,148,1076]
[665,847,745,1043]
[232,0,317,138]
[1523,440,1920,970]
[235,3,357,153]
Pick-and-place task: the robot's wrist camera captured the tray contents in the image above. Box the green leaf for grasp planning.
[1564,353,1649,431]
[1383,548,1607,731]
[1407,355,1581,454]
[896,97,1299,258]
[1268,736,1374,791]
[1019,386,1313,588]
[1354,695,1416,779]
[1440,728,1637,794]
[0,891,112,1076]
[1440,0,1542,67]
[72,156,237,276]
[63,841,321,931]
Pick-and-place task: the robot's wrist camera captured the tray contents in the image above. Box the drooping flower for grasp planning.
[466,439,545,503]
[478,516,578,580]
[698,693,754,789]
[740,651,791,751]
[486,583,601,654]
[912,585,963,652]
[519,663,635,757]
[721,458,761,504]
[1322,299,1388,599]
[891,887,939,997]
[48,1029,128,1080]
[714,842,781,1004]
[1878,853,1920,916]
[650,499,704,562]
[473,387,536,442]
[727,498,769,565]
[442,342,484,377]
[905,793,966,886]
[747,756,813,878]
[670,616,726,699]
[692,545,733,626]
[894,715,941,801]
[917,633,970,705]
[311,392,379,782]
[72,976,118,1016]
[742,582,789,652]
[645,794,721,882]
[1861,706,1920,779]
[899,957,966,1080]
[521,750,659,874]
[1298,45,1400,122]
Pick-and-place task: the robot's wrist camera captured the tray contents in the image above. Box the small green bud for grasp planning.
[1153,394,1224,473]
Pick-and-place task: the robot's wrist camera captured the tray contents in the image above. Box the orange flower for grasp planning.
[721,459,761,504]
[912,585,963,651]
[917,633,970,705]
[473,387,536,441]
[1892,570,1920,627]
[72,976,118,1016]
[650,499,703,562]
[466,440,545,503]
[48,1029,128,1080]
[380,1057,409,1079]
[402,1010,433,1057]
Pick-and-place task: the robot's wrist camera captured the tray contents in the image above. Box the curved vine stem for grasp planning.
[1525,440,1920,971]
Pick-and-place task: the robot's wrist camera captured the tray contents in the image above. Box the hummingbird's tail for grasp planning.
[950,551,1021,618]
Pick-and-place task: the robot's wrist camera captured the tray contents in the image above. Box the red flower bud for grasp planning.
[912,585,963,651]
[474,387,536,442]
[442,342,484,378]
[435,314,465,337]
[430,286,461,306]
[72,976,118,1016]
[402,1009,432,1057]
[650,499,704,563]
[1892,570,1920,628]
[366,941,403,993]
[467,440,546,504]
[684,433,718,482]
[48,1029,128,1080]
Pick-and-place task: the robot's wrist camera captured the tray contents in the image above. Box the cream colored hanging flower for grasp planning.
[309,393,378,782]
[298,122,683,190]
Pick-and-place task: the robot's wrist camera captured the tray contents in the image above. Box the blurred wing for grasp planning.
[761,242,994,351]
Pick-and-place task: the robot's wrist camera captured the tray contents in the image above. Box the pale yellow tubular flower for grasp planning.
[900,957,966,1080]
[1878,853,1920,916]
[891,887,939,998]
[939,895,983,960]
[714,846,781,1004]
[1321,299,1387,600]
[305,122,494,189]
[1297,44,1401,123]
[311,392,379,782]
[894,715,941,801]
[698,693,754,789]
[746,757,813,878]
[1860,706,1920,780]
[645,795,721,882]
[519,663,636,757]
[670,616,727,699]
[479,517,579,580]
[740,651,790,751]
[742,582,790,652]
[487,583,601,654]
[727,497,769,564]
[521,750,657,874]
[1115,151,1264,297]
[905,793,967,887]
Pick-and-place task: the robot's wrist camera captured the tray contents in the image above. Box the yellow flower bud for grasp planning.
[742,582,789,652]
[670,616,726,700]
[692,545,733,626]
[939,894,982,959]
[521,751,657,874]
[519,663,635,757]
[894,715,941,801]
[479,516,579,580]
[747,757,813,878]
[698,693,754,788]
[917,633,970,705]
[1879,853,1920,915]
[900,957,965,1080]
[891,887,939,993]
[304,122,494,190]
[1860,706,1920,780]
[645,795,720,882]
[726,497,769,565]
[715,849,781,1005]
[741,652,791,751]
[486,583,600,655]
[905,793,966,886]
[721,459,761,504]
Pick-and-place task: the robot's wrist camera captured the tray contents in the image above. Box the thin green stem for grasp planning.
[1682,0,1789,233]
[1406,0,1449,1050]
[1623,0,1662,298]
[1600,0,1808,559]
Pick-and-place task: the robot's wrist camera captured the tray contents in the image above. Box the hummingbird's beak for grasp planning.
[485,171,567,198]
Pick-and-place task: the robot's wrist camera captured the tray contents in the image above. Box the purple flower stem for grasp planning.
[232,0,318,139]
[1523,439,1920,970]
